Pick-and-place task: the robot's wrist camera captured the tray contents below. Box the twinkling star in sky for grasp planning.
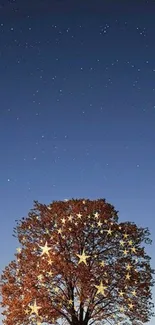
[0,1,155,323]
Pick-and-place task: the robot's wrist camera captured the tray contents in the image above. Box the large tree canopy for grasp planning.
[0,198,154,325]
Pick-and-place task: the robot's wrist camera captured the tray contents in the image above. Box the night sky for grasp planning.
[0,0,155,323]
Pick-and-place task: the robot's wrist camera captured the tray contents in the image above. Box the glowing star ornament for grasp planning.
[107,228,113,235]
[29,299,41,316]
[95,281,107,296]
[100,261,105,267]
[126,263,132,270]
[94,212,99,219]
[131,247,137,253]
[119,240,125,247]
[119,290,125,297]
[61,218,66,224]
[97,221,102,227]
[126,273,131,280]
[16,247,22,253]
[77,213,82,219]
[68,215,73,222]
[123,249,128,256]
[39,241,51,256]
[128,302,134,309]
[76,249,90,265]
[132,289,136,296]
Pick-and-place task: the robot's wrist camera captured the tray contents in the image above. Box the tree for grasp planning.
[0,198,154,325]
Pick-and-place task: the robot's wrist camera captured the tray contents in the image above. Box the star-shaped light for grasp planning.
[97,221,102,227]
[68,299,73,305]
[95,281,107,295]
[77,213,82,219]
[76,249,90,265]
[29,299,41,315]
[107,228,113,235]
[94,212,99,219]
[128,240,133,246]
[123,249,128,256]
[119,240,125,247]
[100,261,105,267]
[119,290,125,297]
[16,247,22,253]
[68,215,73,222]
[57,228,62,234]
[123,233,129,239]
[37,274,43,281]
[126,263,132,270]
[128,302,134,309]
[126,273,131,280]
[131,289,136,296]
[131,247,136,253]
[39,242,51,256]
[61,218,66,224]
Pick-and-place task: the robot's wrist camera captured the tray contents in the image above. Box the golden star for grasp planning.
[57,228,62,234]
[128,302,134,309]
[119,290,125,297]
[131,247,136,253]
[128,240,133,246]
[29,299,41,315]
[126,263,132,270]
[16,247,22,253]
[48,259,53,265]
[123,233,129,239]
[94,212,99,219]
[77,213,82,219]
[100,261,105,267]
[94,281,107,295]
[131,289,136,296]
[54,287,59,293]
[68,299,73,305]
[61,218,66,224]
[126,273,131,280]
[97,221,102,227]
[107,228,113,235]
[39,242,51,256]
[37,274,43,281]
[68,215,73,221]
[76,250,90,265]
[123,249,128,256]
[119,240,125,246]
[47,270,53,276]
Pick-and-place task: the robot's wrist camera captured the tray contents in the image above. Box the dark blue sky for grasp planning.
[0,1,155,323]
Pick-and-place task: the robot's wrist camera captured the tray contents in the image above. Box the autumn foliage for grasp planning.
[0,198,154,325]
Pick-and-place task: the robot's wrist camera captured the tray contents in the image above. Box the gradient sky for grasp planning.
[0,0,155,324]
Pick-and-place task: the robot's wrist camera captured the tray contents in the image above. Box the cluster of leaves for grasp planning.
[0,198,154,325]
